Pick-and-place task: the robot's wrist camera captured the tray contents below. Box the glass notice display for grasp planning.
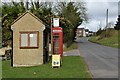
[52,54,60,68]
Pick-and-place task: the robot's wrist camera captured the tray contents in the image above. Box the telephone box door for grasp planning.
[52,27,63,58]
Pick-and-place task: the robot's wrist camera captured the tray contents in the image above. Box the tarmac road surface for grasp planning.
[76,37,118,78]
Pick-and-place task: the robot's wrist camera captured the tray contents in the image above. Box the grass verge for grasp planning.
[89,36,118,48]
[89,30,119,48]
[2,56,92,78]
[64,42,78,51]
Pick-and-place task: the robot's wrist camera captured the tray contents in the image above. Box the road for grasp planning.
[76,37,118,78]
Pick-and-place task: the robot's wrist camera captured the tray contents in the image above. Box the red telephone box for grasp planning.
[52,27,63,58]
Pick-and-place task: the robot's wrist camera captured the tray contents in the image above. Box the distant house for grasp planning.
[76,28,86,37]
[85,29,89,37]
[11,11,49,67]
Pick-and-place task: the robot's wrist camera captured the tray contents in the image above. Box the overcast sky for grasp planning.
[78,0,119,32]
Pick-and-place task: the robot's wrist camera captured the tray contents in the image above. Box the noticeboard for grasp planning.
[52,54,60,67]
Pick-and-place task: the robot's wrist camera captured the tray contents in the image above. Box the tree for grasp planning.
[114,15,120,30]
[2,1,53,46]
[30,1,53,26]
[2,1,88,47]
[2,1,26,46]
[54,2,87,47]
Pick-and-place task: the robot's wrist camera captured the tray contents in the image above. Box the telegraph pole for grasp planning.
[51,16,53,56]
[106,9,108,38]
[0,19,1,48]
[26,0,29,10]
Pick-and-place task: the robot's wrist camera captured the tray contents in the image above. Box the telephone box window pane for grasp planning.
[54,39,59,54]
[53,34,59,54]
[21,34,28,47]
[30,33,37,47]
[54,40,59,48]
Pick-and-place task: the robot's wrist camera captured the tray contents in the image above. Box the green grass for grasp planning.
[2,56,92,78]
[89,30,119,48]
[64,42,78,51]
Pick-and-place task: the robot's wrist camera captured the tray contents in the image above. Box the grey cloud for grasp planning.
[87,2,118,18]
[84,2,118,31]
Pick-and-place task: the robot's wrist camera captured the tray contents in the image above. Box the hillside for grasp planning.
[89,29,119,48]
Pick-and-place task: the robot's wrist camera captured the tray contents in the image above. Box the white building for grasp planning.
[77,26,86,37]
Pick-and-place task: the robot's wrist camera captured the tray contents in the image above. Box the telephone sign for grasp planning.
[53,30,62,33]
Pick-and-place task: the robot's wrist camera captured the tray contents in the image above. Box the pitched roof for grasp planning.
[11,11,44,26]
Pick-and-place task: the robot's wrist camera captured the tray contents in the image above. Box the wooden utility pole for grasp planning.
[51,16,53,55]
[26,0,29,10]
[0,21,1,48]
[106,9,108,38]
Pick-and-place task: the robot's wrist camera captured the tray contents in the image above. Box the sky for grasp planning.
[78,0,119,32]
